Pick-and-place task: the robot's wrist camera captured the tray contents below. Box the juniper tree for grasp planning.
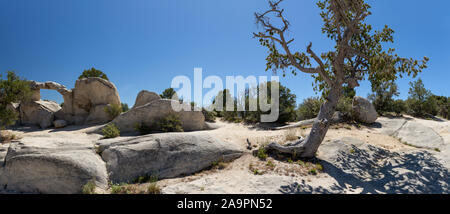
[78,67,109,80]
[0,71,31,142]
[254,0,428,157]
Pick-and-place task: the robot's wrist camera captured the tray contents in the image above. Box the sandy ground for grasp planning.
[2,116,449,194]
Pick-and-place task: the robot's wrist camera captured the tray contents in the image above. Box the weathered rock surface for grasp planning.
[133,90,161,108]
[28,78,121,126]
[20,100,62,129]
[376,117,445,149]
[111,99,205,133]
[53,120,68,128]
[1,139,108,194]
[315,137,450,194]
[96,132,243,183]
[71,78,121,124]
[84,104,112,124]
[352,96,378,124]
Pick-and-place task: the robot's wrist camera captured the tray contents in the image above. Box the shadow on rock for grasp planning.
[280,145,450,194]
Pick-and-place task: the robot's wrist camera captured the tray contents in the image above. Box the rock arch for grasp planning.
[26,77,121,126]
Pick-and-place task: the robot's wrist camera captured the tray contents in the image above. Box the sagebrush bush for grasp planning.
[82,180,96,194]
[102,124,120,139]
[297,97,322,121]
[104,103,123,120]
[156,114,184,132]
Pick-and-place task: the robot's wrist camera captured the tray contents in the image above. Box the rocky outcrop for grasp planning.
[133,90,161,108]
[111,99,205,133]
[352,96,378,124]
[27,77,121,126]
[96,132,243,183]
[1,139,108,194]
[376,117,445,150]
[72,77,120,122]
[19,100,61,129]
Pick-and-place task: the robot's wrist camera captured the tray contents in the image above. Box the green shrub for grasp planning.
[392,99,407,116]
[160,88,178,100]
[157,114,184,132]
[134,122,153,135]
[104,103,123,120]
[0,71,32,129]
[202,108,216,122]
[406,79,438,118]
[336,96,354,119]
[121,103,129,112]
[82,180,96,194]
[79,67,109,80]
[147,183,161,194]
[368,81,399,115]
[102,124,120,139]
[257,147,268,160]
[296,97,322,121]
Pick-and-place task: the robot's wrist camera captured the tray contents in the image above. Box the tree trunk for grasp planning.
[267,85,342,158]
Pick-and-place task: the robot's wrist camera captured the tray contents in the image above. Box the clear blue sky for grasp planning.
[1,0,449,106]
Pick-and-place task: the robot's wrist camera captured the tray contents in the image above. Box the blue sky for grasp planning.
[0,0,449,106]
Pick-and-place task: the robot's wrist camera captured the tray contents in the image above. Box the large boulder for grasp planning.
[133,90,161,108]
[1,139,108,194]
[96,132,243,183]
[71,78,121,124]
[111,99,205,133]
[352,96,378,124]
[20,100,62,129]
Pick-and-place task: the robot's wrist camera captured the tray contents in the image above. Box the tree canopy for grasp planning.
[160,88,179,100]
[78,67,109,80]
[0,71,32,128]
[253,0,428,157]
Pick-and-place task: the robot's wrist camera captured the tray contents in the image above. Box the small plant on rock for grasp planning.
[82,180,96,194]
[257,147,268,161]
[102,124,120,139]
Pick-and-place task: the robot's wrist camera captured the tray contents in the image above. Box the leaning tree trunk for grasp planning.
[267,85,342,158]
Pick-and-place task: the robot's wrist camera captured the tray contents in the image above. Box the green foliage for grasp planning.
[257,147,268,160]
[121,103,129,112]
[102,124,120,139]
[368,81,400,115]
[297,97,322,120]
[0,71,32,128]
[160,88,178,100]
[147,183,162,194]
[134,114,184,135]
[336,96,354,119]
[157,114,184,132]
[432,95,450,119]
[104,103,123,120]
[82,180,96,194]
[78,67,109,80]
[202,108,216,122]
[406,79,437,117]
[392,99,407,116]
